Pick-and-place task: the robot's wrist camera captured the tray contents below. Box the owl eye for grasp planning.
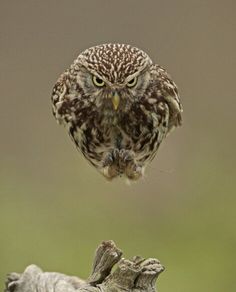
[92,76,105,87]
[127,77,137,88]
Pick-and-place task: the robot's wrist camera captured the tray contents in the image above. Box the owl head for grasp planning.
[72,44,153,111]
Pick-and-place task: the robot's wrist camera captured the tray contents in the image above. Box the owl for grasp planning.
[51,44,182,180]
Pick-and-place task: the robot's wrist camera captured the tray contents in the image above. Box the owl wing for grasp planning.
[51,71,78,126]
[151,64,183,132]
[51,70,89,155]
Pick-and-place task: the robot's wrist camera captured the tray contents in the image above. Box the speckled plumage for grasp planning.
[51,44,183,180]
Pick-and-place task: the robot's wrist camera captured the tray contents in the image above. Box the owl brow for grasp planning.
[82,66,109,85]
[125,68,148,83]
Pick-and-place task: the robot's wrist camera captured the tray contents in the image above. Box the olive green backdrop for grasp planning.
[0,1,235,291]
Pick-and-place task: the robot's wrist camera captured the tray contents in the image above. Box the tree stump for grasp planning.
[5,240,164,292]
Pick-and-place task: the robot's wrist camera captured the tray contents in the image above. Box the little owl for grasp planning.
[51,44,183,180]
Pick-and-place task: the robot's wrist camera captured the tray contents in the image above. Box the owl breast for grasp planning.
[69,98,169,172]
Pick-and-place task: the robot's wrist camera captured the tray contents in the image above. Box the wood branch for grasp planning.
[5,240,164,292]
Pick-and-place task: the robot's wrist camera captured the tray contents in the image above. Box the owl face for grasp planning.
[74,44,152,111]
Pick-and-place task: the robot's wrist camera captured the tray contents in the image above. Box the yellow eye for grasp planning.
[127,77,137,87]
[92,76,105,87]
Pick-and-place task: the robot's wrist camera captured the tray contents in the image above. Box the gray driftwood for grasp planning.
[5,240,164,292]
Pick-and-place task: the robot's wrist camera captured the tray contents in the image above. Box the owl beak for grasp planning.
[111,92,120,110]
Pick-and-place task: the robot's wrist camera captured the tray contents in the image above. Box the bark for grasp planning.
[5,240,164,292]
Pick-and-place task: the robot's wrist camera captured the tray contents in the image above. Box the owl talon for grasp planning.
[119,149,134,162]
[103,153,114,166]
[112,148,120,162]
[103,149,120,167]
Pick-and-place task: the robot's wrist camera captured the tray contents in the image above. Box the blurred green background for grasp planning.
[0,1,235,291]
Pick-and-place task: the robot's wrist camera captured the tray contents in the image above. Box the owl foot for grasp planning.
[102,149,143,180]
[102,149,121,180]
[118,149,143,180]
[125,161,143,180]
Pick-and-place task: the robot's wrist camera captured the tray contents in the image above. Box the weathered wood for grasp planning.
[5,240,164,292]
